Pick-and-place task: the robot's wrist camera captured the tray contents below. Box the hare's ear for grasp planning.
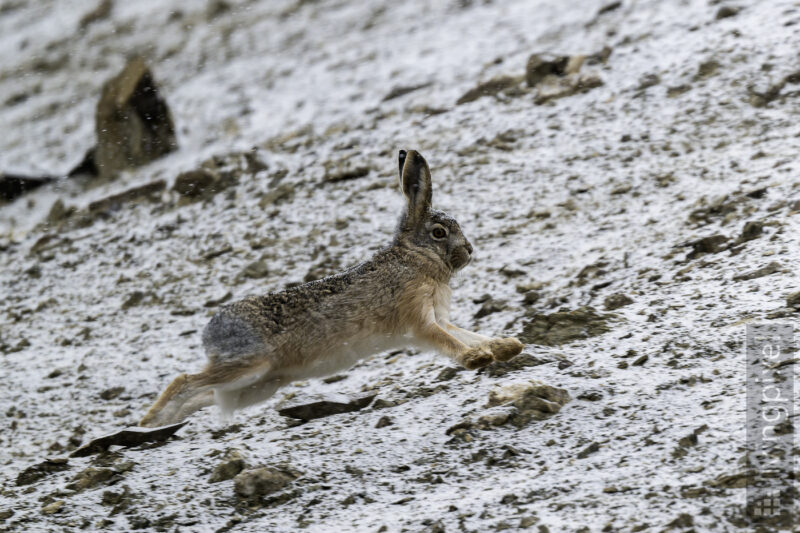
[398,149,432,226]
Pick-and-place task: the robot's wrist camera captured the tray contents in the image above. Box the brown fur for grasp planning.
[139,150,523,427]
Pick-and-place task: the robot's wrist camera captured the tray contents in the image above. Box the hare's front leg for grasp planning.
[416,306,493,369]
[444,323,523,362]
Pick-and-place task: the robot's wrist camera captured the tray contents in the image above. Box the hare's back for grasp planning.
[202,251,412,360]
[202,309,268,360]
[201,274,355,359]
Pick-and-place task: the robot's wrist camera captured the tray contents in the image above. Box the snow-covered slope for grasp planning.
[1,0,798,531]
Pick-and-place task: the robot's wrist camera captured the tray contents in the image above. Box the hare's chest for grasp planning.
[432,283,452,323]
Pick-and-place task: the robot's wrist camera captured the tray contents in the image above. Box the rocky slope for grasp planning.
[1,0,798,531]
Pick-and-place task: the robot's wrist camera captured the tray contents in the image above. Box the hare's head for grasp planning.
[394,150,473,273]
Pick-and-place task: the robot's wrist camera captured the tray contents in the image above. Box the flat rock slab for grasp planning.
[0,173,56,202]
[519,306,616,346]
[277,394,376,421]
[16,458,70,486]
[70,421,187,457]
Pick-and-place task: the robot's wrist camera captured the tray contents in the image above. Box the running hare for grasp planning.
[139,150,523,427]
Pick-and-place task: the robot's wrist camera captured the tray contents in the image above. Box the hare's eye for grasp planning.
[432,227,447,239]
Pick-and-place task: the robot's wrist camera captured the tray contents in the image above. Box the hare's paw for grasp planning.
[488,338,524,362]
[461,345,494,370]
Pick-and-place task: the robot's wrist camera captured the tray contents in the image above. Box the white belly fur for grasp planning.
[284,333,409,382]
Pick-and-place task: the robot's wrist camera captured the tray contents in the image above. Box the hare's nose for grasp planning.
[465,241,473,255]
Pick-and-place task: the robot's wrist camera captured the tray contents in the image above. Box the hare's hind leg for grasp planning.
[139,372,215,427]
[140,360,274,427]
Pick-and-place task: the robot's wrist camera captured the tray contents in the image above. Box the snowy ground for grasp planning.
[1,0,798,531]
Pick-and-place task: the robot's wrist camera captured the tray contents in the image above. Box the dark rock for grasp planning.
[474,298,506,319]
[304,256,340,282]
[233,466,298,498]
[666,513,693,528]
[372,398,401,409]
[604,293,633,310]
[740,220,763,241]
[79,0,112,29]
[46,199,76,226]
[577,390,603,401]
[210,449,247,483]
[667,84,691,98]
[516,282,543,294]
[732,261,781,281]
[715,5,740,19]
[41,501,65,515]
[435,366,461,382]
[0,173,56,202]
[94,58,177,179]
[68,147,99,177]
[706,470,753,488]
[204,291,232,307]
[576,442,600,459]
[173,169,221,198]
[70,421,187,457]
[786,291,800,310]
[210,424,243,440]
[695,59,720,80]
[66,467,116,492]
[449,381,569,434]
[510,383,570,419]
[687,234,728,259]
[525,54,571,87]
[457,75,521,105]
[597,1,622,15]
[519,306,615,346]
[87,181,165,219]
[100,486,130,507]
[206,0,231,19]
[487,381,570,422]
[481,353,550,377]
[16,458,70,486]
[678,430,700,449]
[99,386,125,400]
[382,82,431,101]
[688,194,745,225]
[375,416,393,428]
[242,260,269,279]
[586,46,613,65]
[473,293,491,304]
[535,73,603,104]
[521,291,540,305]
[202,246,232,261]
[277,394,376,420]
[637,73,660,90]
[259,182,295,207]
[323,160,370,183]
[121,290,153,310]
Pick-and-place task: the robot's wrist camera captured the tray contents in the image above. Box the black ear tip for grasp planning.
[398,150,407,175]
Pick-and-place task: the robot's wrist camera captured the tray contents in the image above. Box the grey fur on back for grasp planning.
[202,313,264,360]
[202,247,417,362]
